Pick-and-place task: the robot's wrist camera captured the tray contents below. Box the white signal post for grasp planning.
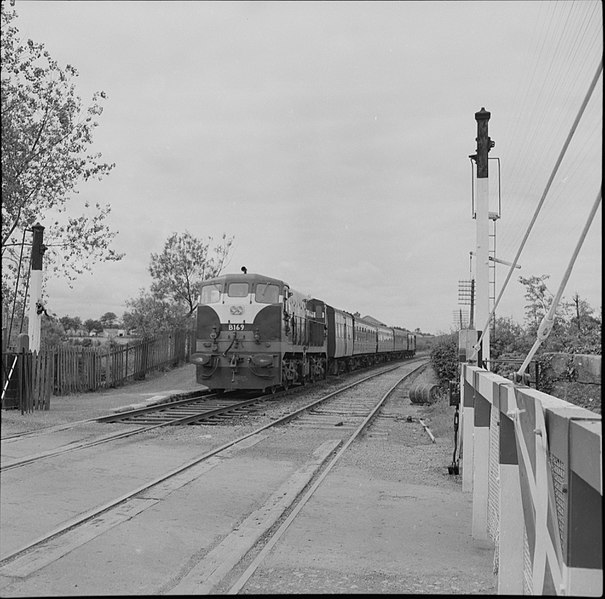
[27,223,46,353]
[472,108,493,368]
[462,108,494,496]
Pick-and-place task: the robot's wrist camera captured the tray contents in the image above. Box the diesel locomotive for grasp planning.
[189,270,416,392]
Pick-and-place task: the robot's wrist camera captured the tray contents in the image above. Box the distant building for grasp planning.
[103,328,127,338]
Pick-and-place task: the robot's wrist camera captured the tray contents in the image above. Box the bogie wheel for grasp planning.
[282,360,296,390]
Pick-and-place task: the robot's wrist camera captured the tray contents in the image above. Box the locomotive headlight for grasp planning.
[251,354,273,368]
[190,353,212,366]
[210,326,218,340]
[253,327,260,342]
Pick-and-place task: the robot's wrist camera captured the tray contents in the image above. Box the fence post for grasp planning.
[45,349,52,409]
[105,347,111,388]
[18,350,24,414]
[134,340,147,380]
[124,343,128,381]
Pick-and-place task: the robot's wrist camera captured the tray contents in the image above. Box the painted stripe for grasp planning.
[474,393,491,428]
[568,470,602,569]
[491,380,501,410]
[499,415,517,465]
[463,378,474,407]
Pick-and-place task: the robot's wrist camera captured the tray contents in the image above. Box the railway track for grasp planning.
[95,392,266,425]
[218,363,425,595]
[0,392,270,472]
[0,390,213,442]
[1,359,427,472]
[0,359,428,592]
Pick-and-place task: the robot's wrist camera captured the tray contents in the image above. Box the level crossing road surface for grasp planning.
[0,363,496,595]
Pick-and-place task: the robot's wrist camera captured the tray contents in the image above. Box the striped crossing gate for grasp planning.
[508,386,602,594]
[461,364,602,596]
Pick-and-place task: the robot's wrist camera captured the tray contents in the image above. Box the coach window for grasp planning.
[255,283,280,304]
[200,283,221,304]
[228,283,249,297]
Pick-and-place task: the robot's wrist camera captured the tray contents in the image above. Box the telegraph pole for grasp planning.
[472,108,493,368]
[27,223,46,353]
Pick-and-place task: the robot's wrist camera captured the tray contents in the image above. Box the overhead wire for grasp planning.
[501,0,600,190]
[501,0,552,156]
[495,0,602,266]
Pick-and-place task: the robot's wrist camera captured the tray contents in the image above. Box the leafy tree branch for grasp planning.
[1,2,123,299]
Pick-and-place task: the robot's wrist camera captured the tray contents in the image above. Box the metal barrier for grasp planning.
[461,363,602,596]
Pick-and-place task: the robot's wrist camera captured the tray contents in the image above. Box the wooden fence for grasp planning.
[1,330,194,410]
[1,350,53,413]
[53,330,193,395]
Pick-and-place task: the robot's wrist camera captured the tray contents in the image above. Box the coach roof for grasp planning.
[202,272,288,289]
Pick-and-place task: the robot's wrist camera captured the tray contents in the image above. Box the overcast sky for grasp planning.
[12,1,602,334]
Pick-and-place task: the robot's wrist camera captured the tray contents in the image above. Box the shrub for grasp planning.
[429,333,459,386]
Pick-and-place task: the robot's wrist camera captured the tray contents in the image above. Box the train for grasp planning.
[189,270,416,392]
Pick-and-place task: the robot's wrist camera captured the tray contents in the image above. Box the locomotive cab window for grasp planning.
[255,283,280,304]
[227,282,249,297]
[200,283,222,304]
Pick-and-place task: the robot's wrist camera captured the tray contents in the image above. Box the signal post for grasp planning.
[27,223,46,353]
[462,108,493,497]
[473,107,493,368]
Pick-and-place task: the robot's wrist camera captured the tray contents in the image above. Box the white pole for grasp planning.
[475,178,490,366]
[27,223,45,353]
[27,270,42,352]
[473,108,491,368]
